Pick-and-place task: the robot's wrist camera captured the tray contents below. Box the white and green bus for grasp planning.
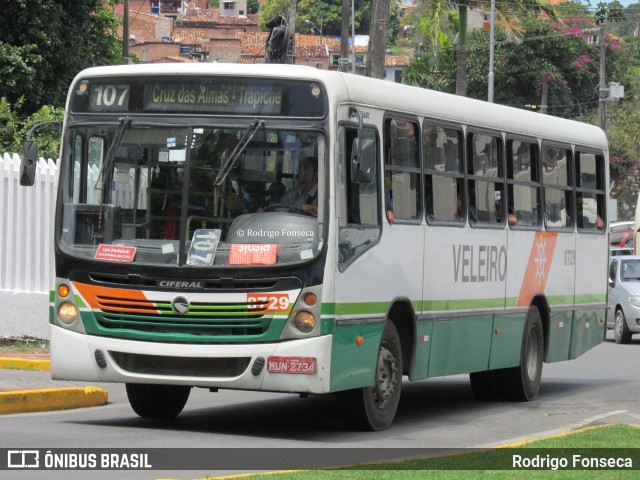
[22,64,608,430]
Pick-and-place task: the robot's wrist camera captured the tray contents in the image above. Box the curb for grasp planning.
[0,356,108,415]
[0,386,108,414]
[0,357,50,371]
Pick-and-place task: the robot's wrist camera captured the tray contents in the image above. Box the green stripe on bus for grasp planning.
[322,294,605,319]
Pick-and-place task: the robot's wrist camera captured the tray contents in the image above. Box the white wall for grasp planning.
[0,153,57,339]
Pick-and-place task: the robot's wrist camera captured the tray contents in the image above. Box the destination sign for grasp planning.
[71,76,326,117]
[144,84,283,114]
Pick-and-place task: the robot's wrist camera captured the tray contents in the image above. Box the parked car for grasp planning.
[610,247,634,257]
[607,256,640,343]
[610,221,634,248]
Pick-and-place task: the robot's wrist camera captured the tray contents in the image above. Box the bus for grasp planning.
[21,64,609,431]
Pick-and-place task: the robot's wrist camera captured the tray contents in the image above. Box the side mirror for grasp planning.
[350,137,376,184]
[20,120,62,187]
[20,140,38,186]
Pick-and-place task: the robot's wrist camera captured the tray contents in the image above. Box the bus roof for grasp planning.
[73,63,608,150]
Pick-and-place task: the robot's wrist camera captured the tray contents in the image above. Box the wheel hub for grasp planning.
[373,346,397,408]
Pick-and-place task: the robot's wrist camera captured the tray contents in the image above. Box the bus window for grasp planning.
[423,122,463,223]
[507,139,541,227]
[575,151,605,231]
[71,135,84,203]
[467,133,504,225]
[338,125,380,269]
[542,145,572,230]
[384,117,421,221]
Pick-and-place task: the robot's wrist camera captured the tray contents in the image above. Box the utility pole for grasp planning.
[351,0,356,74]
[599,23,607,130]
[340,0,349,72]
[287,0,297,64]
[488,0,495,102]
[123,0,130,63]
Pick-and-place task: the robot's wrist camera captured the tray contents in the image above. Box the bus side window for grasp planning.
[346,127,379,225]
[384,117,421,221]
[338,125,381,270]
[575,151,606,231]
[507,139,540,227]
[542,145,573,230]
[467,133,503,225]
[423,122,463,223]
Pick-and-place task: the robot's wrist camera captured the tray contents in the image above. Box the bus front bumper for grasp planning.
[50,325,332,394]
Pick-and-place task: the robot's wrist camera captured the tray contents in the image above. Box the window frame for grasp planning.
[542,143,574,232]
[506,136,542,230]
[383,113,422,224]
[466,130,505,229]
[421,119,465,226]
[574,149,606,234]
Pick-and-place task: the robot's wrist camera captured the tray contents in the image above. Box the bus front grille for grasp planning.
[94,311,271,336]
[109,351,251,377]
[93,296,272,336]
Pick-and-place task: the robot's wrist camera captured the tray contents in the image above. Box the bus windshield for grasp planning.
[59,122,325,267]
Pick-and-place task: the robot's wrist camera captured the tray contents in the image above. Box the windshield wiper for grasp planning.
[212,118,265,216]
[94,116,132,199]
[92,116,132,233]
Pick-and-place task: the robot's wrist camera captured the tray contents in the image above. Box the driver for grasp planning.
[281,156,318,217]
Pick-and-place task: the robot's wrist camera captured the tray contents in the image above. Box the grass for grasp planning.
[206,424,640,480]
[0,336,49,354]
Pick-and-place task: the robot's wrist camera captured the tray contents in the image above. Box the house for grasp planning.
[112,4,412,80]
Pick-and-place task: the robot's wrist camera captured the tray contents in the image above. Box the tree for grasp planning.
[0,0,122,117]
[464,14,627,118]
[0,98,63,158]
[259,0,371,37]
[366,0,392,79]
[419,0,557,96]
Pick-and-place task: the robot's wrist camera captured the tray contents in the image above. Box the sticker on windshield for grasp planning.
[229,244,278,265]
[95,244,137,263]
[186,229,221,266]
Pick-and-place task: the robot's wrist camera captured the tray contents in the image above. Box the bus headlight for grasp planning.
[293,311,316,333]
[58,302,79,325]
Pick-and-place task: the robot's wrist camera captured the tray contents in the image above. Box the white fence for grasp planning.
[0,153,58,294]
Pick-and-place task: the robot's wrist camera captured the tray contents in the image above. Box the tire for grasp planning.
[470,370,502,401]
[500,305,544,402]
[126,383,191,419]
[614,309,632,344]
[339,322,403,431]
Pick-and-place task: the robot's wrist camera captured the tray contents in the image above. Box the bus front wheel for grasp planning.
[339,322,403,431]
[501,305,544,401]
[126,383,191,419]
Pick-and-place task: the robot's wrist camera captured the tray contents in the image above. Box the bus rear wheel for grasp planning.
[339,322,403,431]
[500,305,544,401]
[126,383,191,419]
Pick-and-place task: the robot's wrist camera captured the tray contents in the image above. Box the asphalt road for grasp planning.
[1,331,639,480]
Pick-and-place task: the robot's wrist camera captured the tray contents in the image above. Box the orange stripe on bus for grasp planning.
[72,282,157,311]
[516,231,558,307]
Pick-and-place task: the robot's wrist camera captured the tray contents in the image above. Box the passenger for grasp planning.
[385,177,394,224]
[258,182,286,212]
[576,192,604,229]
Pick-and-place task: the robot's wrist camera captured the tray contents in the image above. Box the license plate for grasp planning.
[267,356,317,375]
